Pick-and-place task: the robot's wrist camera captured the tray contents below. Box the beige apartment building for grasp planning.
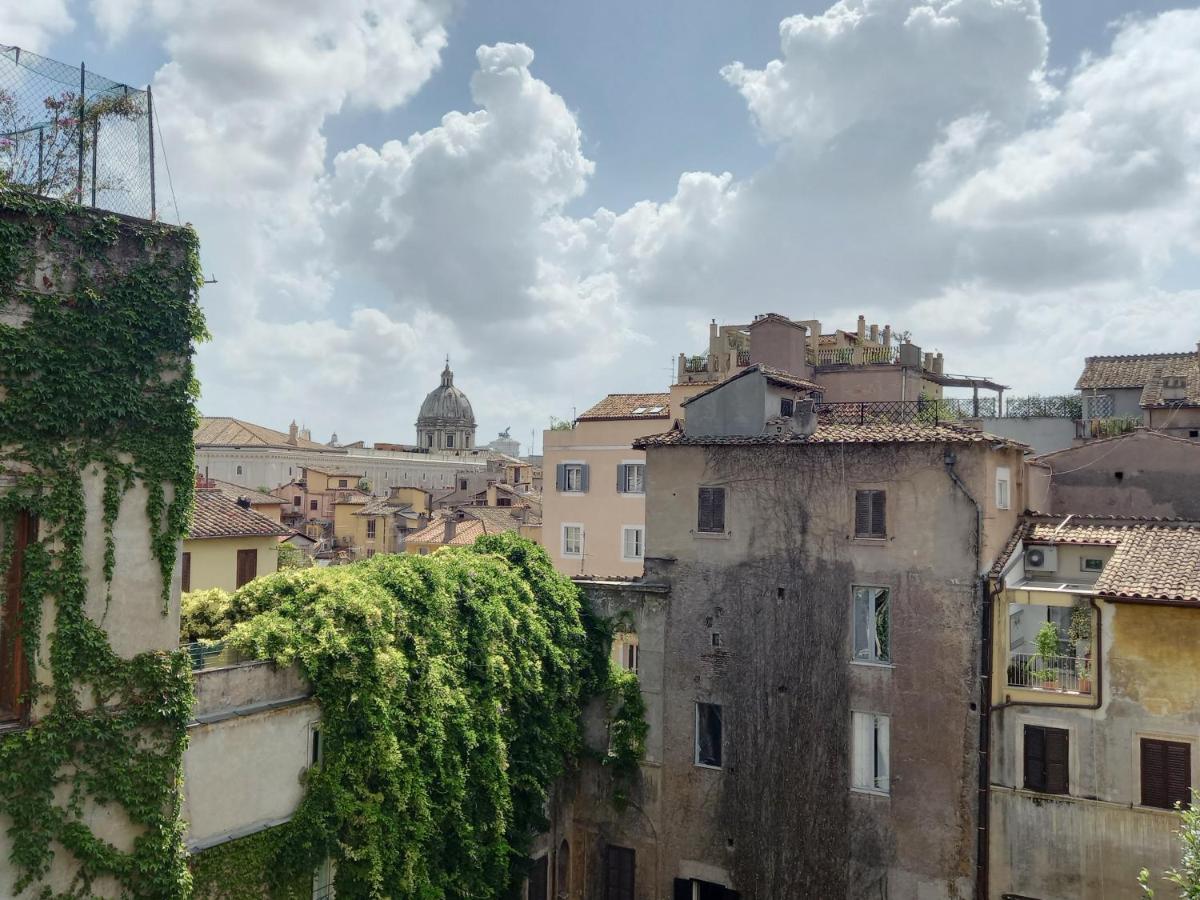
[543,394,671,577]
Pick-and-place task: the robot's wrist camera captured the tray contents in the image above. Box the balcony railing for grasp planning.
[184,640,256,671]
[1006,653,1092,694]
[683,356,709,373]
[815,399,963,426]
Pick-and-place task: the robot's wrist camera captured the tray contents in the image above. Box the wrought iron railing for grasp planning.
[736,350,751,366]
[815,399,963,426]
[1004,395,1083,419]
[1006,653,1092,694]
[183,640,256,671]
[683,356,709,373]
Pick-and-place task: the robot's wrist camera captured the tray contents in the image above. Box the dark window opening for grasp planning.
[675,879,740,900]
[460,479,468,490]
[1141,738,1191,809]
[854,489,886,538]
[293,495,301,506]
[1114,471,1124,481]
[310,499,319,511]
[181,551,191,593]
[604,845,635,900]
[780,397,794,417]
[698,487,726,533]
[1024,725,1069,794]
[696,702,723,768]
[1,512,35,726]
[529,854,549,900]
[236,548,258,589]
[310,726,322,765]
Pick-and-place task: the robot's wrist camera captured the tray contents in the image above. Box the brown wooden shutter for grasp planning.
[1142,739,1192,809]
[871,490,886,537]
[236,549,258,588]
[0,511,34,725]
[1023,725,1045,792]
[181,552,191,593]
[855,490,872,537]
[1045,728,1069,794]
[1025,725,1068,794]
[698,488,725,533]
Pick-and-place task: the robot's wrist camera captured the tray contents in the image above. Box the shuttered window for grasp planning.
[854,490,886,538]
[1024,725,1069,794]
[556,463,588,493]
[617,463,645,494]
[1,512,34,727]
[697,487,725,533]
[528,854,549,900]
[1142,738,1192,809]
[366,519,376,539]
[236,548,258,588]
[604,845,635,900]
[181,552,191,593]
[695,702,723,768]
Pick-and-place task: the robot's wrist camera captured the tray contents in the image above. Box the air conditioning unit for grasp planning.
[1025,546,1058,573]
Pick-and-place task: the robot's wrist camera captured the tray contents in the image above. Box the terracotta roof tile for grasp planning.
[204,479,285,506]
[195,417,333,451]
[189,489,291,540]
[635,421,1027,450]
[406,516,488,547]
[1076,352,1200,406]
[578,394,671,421]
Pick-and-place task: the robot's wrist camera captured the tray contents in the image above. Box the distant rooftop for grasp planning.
[578,393,671,421]
[189,489,291,540]
[635,421,1028,450]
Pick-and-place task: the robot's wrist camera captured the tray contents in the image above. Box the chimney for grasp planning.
[883,325,892,347]
[288,420,299,446]
[857,315,866,340]
[794,398,818,438]
[299,427,311,442]
[923,351,934,371]
[869,323,879,343]
[934,352,945,375]
[236,496,252,509]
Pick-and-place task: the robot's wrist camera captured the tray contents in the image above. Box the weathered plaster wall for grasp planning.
[682,372,767,437]
[814,366,936,403]
[978,416,1077,456]
[1039,430,1200,519]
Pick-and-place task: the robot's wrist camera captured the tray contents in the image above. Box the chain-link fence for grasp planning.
[0,45,155,219]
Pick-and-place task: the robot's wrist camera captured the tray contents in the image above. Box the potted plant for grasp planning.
[1034,621,1061,689]
[1077,657,1093,694]
[1069,604,1094,693]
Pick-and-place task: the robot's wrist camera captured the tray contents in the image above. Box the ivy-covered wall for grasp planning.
[0,190,205,898]
[186,534,644,899]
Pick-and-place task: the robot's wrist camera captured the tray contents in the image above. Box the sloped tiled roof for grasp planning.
[189,489,291,540]
[990,516,1200,602]
[206,479,285,506]
[680,364,822,408]
[406,516,488,547]
[1076,352,1200,406]
[635,421,1027,450]
[578,393,672,421]
[195,417,334,451]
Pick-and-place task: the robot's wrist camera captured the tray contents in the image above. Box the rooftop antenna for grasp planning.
[202,272,218,284]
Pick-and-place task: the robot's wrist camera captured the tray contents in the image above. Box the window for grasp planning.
[426,433,434,448]
[854,489,886,538]
[613,633,638,673]
[181,551,191,593]
[851,711,890,794]
[1,512,34,727]
[1024,725,1069,794]
[366,519,377,540]
[556,839,570,899]
[695,702,723,768]
[236,549,258,588]
[604,845,635,900]
[310,499,318,511]
[697,487,726,534]
[446,434,455,448]
[562,524,583,558]
[465,435,471,448]
[338,479,348,488]
[236,465,243,476]
[310,724,323,765]
[1141,738,1192,809]
[996,467,1011,510]
[558,463,587,493]
[1081,557,1104,573]
[293,495,301,507]
[366,549,376,559]
[529,855,549,900]
[460,478,468,491]
[622,526,644,561]
[674,879,740,900]
[852,586,890,664]
[617,463,645,494]
[780,397,794,417]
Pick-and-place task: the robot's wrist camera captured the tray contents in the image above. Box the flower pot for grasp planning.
[1078,677,1092,694]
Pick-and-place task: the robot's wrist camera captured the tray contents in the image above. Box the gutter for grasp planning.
[942,450,988,900]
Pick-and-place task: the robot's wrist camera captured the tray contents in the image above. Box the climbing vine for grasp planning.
[187,533,636,899]
[0,189,205,897]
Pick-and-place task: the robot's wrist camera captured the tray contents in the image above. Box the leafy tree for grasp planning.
[1140,791,1200,898]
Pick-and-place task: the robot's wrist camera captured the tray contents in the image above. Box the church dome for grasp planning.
[417,361,476,426]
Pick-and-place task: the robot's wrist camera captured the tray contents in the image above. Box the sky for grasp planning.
[6,0,1200,457]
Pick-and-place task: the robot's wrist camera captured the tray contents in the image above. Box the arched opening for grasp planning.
[555,838,570,898]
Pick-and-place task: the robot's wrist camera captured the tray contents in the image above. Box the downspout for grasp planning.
[942,450,987,900]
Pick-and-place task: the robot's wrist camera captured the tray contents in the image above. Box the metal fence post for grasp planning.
[147,84,155,220]
[90,118,98,207]
[37,127,44,192]
[77,61,85,205]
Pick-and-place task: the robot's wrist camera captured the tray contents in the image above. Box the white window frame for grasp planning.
[621,525,644,562]
[851,585,891,666]
[694,701,723,770]
[561,523,584,558]
[850,711,890,795]
[620,460,646,495]
[612,632,639,674]
[996,467,1011,510]
[562,462,585,494]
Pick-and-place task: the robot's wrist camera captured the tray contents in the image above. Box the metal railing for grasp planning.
[815,399,963,426]
[736,349,751,366]
[1006,653,1092,694]
[0,46,155,219]
[683,356,709,373]
[183,640,256,671]
[1003,395,1084,419]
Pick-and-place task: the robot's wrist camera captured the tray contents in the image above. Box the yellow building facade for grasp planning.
[183,488,290,593]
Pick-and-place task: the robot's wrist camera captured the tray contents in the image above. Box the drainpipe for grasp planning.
[942,451,987,900]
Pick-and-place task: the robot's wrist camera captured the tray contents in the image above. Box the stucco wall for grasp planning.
[542,418,663,578]
[1146,406,1200,438]
[814,366,937,403]
[184,662,316,851]
[978,416,1077,456]
[1038,430,1200,519]
[559,439,1023,898]
[681,371,766,437]
[183,535,279,593]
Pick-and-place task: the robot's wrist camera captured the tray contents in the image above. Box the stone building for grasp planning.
[416,359,478,451]
[531,378,1031,898]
